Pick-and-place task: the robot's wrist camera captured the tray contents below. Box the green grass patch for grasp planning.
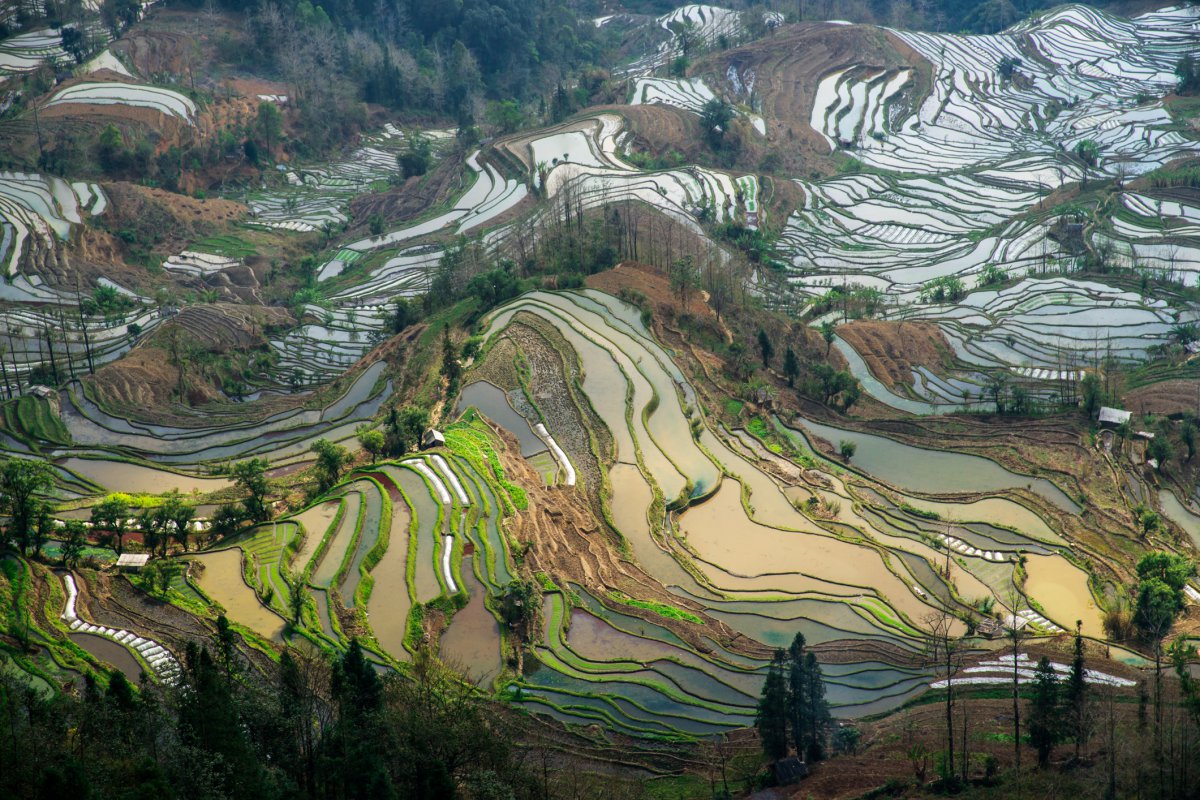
[899,502,940,520]
[190,234,257,259]
[607,591,702,624]
[445,420,527,511]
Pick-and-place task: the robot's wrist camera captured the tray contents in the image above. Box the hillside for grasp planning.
[2,2,1200,799]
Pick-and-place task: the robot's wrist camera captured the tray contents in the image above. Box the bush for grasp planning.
[919,275,965,303]
[1103,607,1133,640]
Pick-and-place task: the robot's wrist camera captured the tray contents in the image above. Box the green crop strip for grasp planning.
[606,591,701,624]
[353,476,393,610]
[445,422,527,511]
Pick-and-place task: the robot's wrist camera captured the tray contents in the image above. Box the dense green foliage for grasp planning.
[0,458,55,556]
[1135,551,1195,643]
[1027,656,1061,767]
[756,634,831,765]
[206,0,605,124]
[0,635,545,800]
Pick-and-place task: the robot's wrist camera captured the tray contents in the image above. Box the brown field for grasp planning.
[1125,379,1200,415]
[838,319,954,388]
[695,21,913,178]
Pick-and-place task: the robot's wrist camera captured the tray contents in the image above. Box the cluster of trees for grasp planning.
[918,547,1198,794]
[747,321,862,412]
[1177,53,1200,96]
[755,633,832,764]
[0,458,56,557]
[1134,552,1196,659]
[0,635,557,800]
[212,0,606,135]
[918,275,966,304]
[1025,625,1098,767]
[0,453,283,565]
[807,283,886,322]
[202,457,276,540]
[310,438,351,492]
[0,284,134,395]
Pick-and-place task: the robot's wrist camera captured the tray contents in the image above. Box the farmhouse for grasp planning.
[1098,407,1132,427]
[115,553,150,572]
[421,428,445,449]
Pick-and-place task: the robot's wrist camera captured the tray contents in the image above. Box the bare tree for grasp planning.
[1006,598,1028,797]
[925,610,965,785]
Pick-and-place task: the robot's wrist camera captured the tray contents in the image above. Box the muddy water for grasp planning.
[699,429,800,527]
[677,481,936,627]
[439,557,501,682]
[191,548,285,641]
[62,457,229,494]
[289,500,342,573]
[71,632,143,682]
[784,417,1079,513]
[565,610,763,697]
[570,325,637,463]
[694,557,890,601]
[1158,490,1200,550]
[516,300,686,497]
[342,487,384,606]
[862,525,997,605]
[533,293,719,495]
[610,463,686,581]
[1023,554,1103,637]
[902,496,1062,544]
[312,488,365,587]
[389,466,442,603]
[456,381,546,456]
[368,494,412,661]
[702,598,917,649]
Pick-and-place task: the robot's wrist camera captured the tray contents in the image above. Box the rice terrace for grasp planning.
[3,0,1200,797]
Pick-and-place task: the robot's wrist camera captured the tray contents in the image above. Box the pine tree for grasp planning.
[1028,656,1062,767]
[1066,621,1092,759]
[803,651,831,761]
[441,325,461,390]
[784,633,831,762]
[756,649,789,761]
[757,328,774,368]
[783,346,799,387]
[787,633,809,757]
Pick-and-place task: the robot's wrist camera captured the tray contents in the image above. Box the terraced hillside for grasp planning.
[4,3,1200,790]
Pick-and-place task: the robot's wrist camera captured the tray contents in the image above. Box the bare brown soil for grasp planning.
[37,77,192,137]
[88,303,294,414]
[346,154,467,234]
[838,319,954,388]
[588,261,722,328]
[1125,379,1200,416]
[111,26,195,77]
[695,21,912,178]
[225,76,291,100]
[103,182,247,254]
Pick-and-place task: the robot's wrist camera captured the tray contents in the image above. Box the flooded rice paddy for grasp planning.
[61,286,1130,742]
[61,457,229,494]
[190,548,286,641]
[439,557,502,682]
[367,485,412,661]
[786,416,1079,512]
[70,632,143,682]
[1022,553,1104,637]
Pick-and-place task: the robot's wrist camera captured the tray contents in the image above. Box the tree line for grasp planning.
[0,633,589,799]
